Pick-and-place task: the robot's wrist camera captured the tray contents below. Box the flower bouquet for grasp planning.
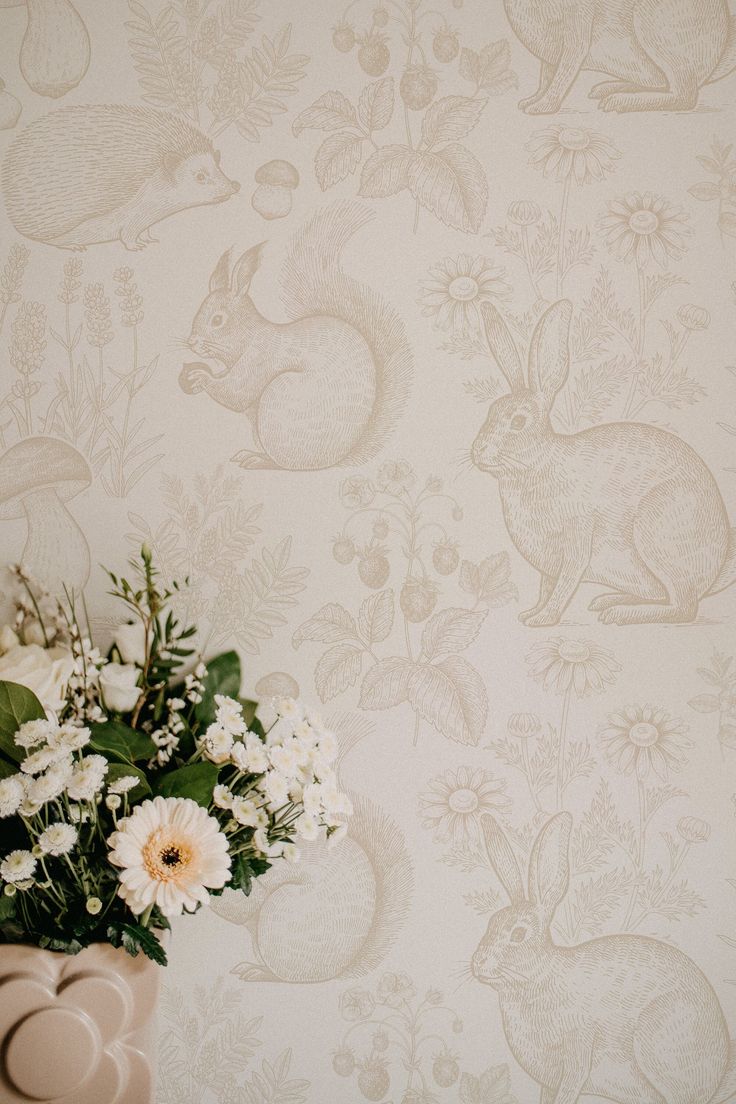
[0,547,351,965]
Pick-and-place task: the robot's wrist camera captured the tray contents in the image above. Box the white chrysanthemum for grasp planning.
[231,796,260,827]
[212,784,234,810]
[108,775,141,795]
[66,754,108,801]
[26,764,70,806]
[20,747,57,775]
[265,716,295,747]
[38,822,78,856]
[15,718,56,750]
[229,742,249,772]
[244,734,268,773]
[1,849,37,884]
[296,814,320,841]
[282,842,300,863]
[269,742,299,778]
[47,723,91,752]
[275,697,304,722]
[107,796,231,917]
[0,776,24,818]
[261,770,290,808]
[317,729,338,762]
[214,695,247,736]
[201,723,234,764]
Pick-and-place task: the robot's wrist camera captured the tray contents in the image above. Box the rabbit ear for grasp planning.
[527,812,572,920]
[481,815,524,904]
[480,302,525,392]
[209,250,231,293]
[528,299,572,408]
[231,242,266,296]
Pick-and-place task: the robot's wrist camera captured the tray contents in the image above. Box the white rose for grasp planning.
[112,621,150,666]
[99,662,141,713]
[0,643,74,712]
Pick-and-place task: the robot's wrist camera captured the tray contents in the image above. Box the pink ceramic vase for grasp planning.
[0,942,161,1103]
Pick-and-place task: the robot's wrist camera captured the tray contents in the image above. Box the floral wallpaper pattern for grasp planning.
[1,1,736,1101]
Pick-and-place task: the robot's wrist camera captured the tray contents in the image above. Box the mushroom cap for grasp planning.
[0,436,92,520]
[254,671,300,699]
[254,159,299,188]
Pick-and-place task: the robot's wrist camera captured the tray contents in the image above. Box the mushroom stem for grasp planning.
[21,486,90,593]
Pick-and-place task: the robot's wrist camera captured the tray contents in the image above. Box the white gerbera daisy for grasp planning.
[1,849,37,884]
[38,822,78,856]
[107,796,231,917]
[0,776,24,818]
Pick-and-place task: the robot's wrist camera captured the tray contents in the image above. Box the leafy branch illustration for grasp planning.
[0,249,163,496]
[293,0,516,234]
[688,649,736,755]
[293,464,516,745]
[158,979,310,1104]
[333,973,480,1102]
[125,0,309,142]
[424,134,711,431]
[688,136,736,240]
[127,468,309,656]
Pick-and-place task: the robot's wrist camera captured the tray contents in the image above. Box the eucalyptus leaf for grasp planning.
[89,721,156,764]
[0,681,45,763]
[152,761,219,807]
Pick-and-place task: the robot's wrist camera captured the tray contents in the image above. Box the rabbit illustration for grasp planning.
[180,201,412,470]
[471,299,736,625]
[472,812,736,1104]
[504,0,736,113]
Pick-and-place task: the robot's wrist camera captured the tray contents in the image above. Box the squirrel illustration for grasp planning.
[180,201,413,471]
[2,105,239,250]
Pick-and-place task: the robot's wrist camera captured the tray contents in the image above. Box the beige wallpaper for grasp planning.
[2,1,736,1101]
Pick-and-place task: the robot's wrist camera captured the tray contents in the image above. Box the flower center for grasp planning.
[628,210,659,235]
[628,722,659,747]
[558,127,590,150]
[448,276,479,301]
[448,787,479,814]
[557,641,591,663]
[142,829,193,881]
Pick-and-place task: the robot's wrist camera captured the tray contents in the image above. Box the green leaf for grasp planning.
[239,698,264,736]
[107,922,167,965]
[105,762,151,798]
[152,762,219,807]
[195,652,241,726]
[0,758,18,779]
[89,721,156,764]
[0,681,45,763]
[0,893,16,922]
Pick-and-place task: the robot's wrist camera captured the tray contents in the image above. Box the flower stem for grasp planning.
[556,176,572,298]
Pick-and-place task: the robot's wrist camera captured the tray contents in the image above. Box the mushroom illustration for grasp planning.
[0,437,91,592]
[251,160,299,220]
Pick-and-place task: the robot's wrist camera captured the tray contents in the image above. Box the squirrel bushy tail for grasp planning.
[280,200,412,465]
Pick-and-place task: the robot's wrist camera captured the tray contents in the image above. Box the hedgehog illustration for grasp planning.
[2,104,240,250]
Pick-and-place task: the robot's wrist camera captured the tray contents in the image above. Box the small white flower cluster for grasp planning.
[202,695,352,858]
[149,662,207,766]
[0,714,142,904]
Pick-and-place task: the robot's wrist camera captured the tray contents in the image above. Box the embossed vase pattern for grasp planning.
[1,1,735,1101]
[0,941,161,1103]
